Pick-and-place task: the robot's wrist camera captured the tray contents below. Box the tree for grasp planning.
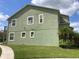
[59,27,73,41]
[73,32,79,45]
[59,27,79,46]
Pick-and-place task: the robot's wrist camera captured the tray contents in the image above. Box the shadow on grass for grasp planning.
[60,45,79,49]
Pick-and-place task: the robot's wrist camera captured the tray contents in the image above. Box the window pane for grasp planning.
[12,23,15,26]
[22,33,25,37]
[29,17,33,23]
[27,16,34,25]
[31,32,34,37]
[12,20,16,26]
[40,15,43,19]
[30,31,35,38]
[10,33,14,40]
[39,14,43,23]
[40,19,42,23]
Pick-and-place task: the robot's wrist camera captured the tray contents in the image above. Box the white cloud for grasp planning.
[0,12,9,21]
[0,26,4,31]
[31,0,79,16]
[74,28,79,32]
[60,1,79,16]
[70,21,79,32]
[0,12,9,31]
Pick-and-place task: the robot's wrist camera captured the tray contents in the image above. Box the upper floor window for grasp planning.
[21,31,26,38]
[11,19,16,27]
[27,16,34,25]
[9,32,15,41]
[39,14,44,24]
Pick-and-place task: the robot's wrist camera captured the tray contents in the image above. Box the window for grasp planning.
[9,32,15,41]
[27,16,34,25]
[11,19,16,27]
[30,31,35,38]
[21,32,26,38]
[39,14,44,24]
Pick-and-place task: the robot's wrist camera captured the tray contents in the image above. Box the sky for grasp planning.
[0,0,79,32]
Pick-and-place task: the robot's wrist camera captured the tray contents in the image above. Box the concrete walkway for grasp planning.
[0,45,14,59]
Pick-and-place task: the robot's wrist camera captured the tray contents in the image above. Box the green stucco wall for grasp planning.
[7,6,59,46]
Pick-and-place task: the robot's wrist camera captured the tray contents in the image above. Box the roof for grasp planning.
[60,14,69,18]
[7,4,60,20]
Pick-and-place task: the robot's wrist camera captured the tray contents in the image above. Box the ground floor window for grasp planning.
[21,31,26,38]
[9,32,15,41]
[30,31,35,38]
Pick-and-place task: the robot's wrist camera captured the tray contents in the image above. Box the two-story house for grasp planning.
[7,4,70,46]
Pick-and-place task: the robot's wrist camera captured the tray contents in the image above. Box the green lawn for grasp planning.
[0,47,2,56]
[8,45,79,59]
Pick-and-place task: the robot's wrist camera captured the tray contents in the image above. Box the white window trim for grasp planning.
[21,31,26,38]
[9,32,15,41]
[39,14,44,24]
[27,16,34,25]
[30,31,35,38]
[11,19,16,27]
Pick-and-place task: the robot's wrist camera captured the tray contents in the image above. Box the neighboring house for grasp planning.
[7,5,70,46]
[59,14,69,30]
[0,31,6,43]
[0,31,4,42]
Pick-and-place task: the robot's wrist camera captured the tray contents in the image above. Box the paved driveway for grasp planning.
[0,45,14,59]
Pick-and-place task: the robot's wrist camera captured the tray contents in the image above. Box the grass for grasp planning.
[0,47,2,56]
[8,45,79,59]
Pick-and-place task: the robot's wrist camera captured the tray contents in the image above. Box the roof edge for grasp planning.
[7,4,60,20]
